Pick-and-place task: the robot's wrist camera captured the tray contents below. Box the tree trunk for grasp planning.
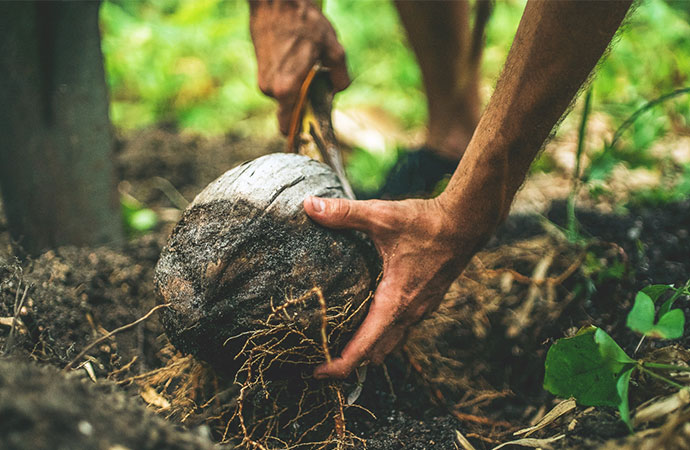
[0,1,122,255]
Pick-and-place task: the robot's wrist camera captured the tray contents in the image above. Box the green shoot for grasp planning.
[121,195,158,235]
[544,282,689,432]
[566,88,593,243]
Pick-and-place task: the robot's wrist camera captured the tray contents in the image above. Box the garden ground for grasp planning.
[1,126,689,449]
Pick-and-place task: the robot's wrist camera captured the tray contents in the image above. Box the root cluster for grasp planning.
[120,287,372,449]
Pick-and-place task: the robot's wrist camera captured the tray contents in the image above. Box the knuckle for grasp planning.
[271,77,298,101]
[329,45,346,63]
[257,78,273,97]
[331,199,351,220]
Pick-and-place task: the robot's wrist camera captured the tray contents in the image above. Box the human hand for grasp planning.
[249,0,350,134]
[303,194,494,379]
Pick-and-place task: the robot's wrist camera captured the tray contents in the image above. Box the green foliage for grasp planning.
[626,163,690,208]
[324,1,425,129]
[121,196,158,235]
[616,367,634,429]
[345,147,399,195]
[100,0,690,135]
[99,0,690,202]
[626,292,656,334]
[544,327,636,430]
[544,282,689,431]
[100,0,274,136]
[566,88,593,243]
[626,283,687,339]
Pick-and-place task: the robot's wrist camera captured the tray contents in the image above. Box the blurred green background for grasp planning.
[101,0,690,201]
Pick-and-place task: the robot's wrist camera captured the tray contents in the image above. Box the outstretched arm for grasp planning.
[306,0,633,379]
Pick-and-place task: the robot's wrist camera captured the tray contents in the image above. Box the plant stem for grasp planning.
[638,365,688,391]
[669,279,690,304]
[566,88,593,242]
[633,335,645,356]
[642,362,690,372]
[609,87,690,149]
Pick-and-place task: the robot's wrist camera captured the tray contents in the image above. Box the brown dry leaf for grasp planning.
[491,434,565,450]
[0,317,16,327]
[140,385,171,410]
[634,389,690,425]
[81,361,97,383]
[455,430,478,450]
[514,399,576,437]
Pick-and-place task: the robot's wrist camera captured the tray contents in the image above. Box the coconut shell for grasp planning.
[155,153,381,374]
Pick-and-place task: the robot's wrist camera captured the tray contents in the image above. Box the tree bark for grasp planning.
[0,1,122,255]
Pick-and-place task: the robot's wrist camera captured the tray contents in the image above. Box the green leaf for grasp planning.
[616,367,634,432]
[129,208,158,232]
[659,297,675,318]
[544,327,629,407]
[641,284,672,303]
[649,309,685,339]
[594,328,636,366]
[626,292,655,334]
[658,282,687,317]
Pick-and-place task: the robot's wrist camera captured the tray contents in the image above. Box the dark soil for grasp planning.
[0,358,222,450]
[0,127,688,449]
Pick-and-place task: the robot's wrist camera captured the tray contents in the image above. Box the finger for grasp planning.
[277,101,293,136]
[369,325,406,365]
[273,41,319,134]
[304,196,375,232]
[314,289,397,379]
[321,33,350,92]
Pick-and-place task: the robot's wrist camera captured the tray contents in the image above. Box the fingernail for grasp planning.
[311,197,325,213]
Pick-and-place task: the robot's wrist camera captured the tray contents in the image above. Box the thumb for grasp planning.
[304,196,372,232]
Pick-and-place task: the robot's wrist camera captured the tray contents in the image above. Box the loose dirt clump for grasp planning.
[0,358,225,450]
[0,236,165,376]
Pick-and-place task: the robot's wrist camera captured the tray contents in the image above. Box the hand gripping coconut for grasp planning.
[155,70,381,376]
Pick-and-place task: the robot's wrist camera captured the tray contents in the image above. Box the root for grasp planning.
[120,286,370,449]
[403,234,623,440]
[231,286,363,448]
[62,303,171,373]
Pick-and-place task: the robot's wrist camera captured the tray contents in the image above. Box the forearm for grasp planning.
[441,0,632,234]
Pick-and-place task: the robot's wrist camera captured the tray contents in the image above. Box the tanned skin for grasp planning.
[250,0,633,379]
[248,0,350,135]
[250,0,484,160]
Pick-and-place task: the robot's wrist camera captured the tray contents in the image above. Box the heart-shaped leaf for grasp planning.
[626,292,655,334]
[649,309,685,339]
[616,367,634,432]
[544,327,632,407]
[641,284,672,303]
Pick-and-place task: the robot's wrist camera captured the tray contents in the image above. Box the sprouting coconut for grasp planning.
[155,153,381,376]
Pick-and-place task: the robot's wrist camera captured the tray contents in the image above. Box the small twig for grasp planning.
[548,252,586,286]
[404,346,513,429]
[152,176,189,209]
[451,410,513,429]
[455,390,513,409]
[465,432,502,445]
[634,336,646,356]
[62,303,170,373]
